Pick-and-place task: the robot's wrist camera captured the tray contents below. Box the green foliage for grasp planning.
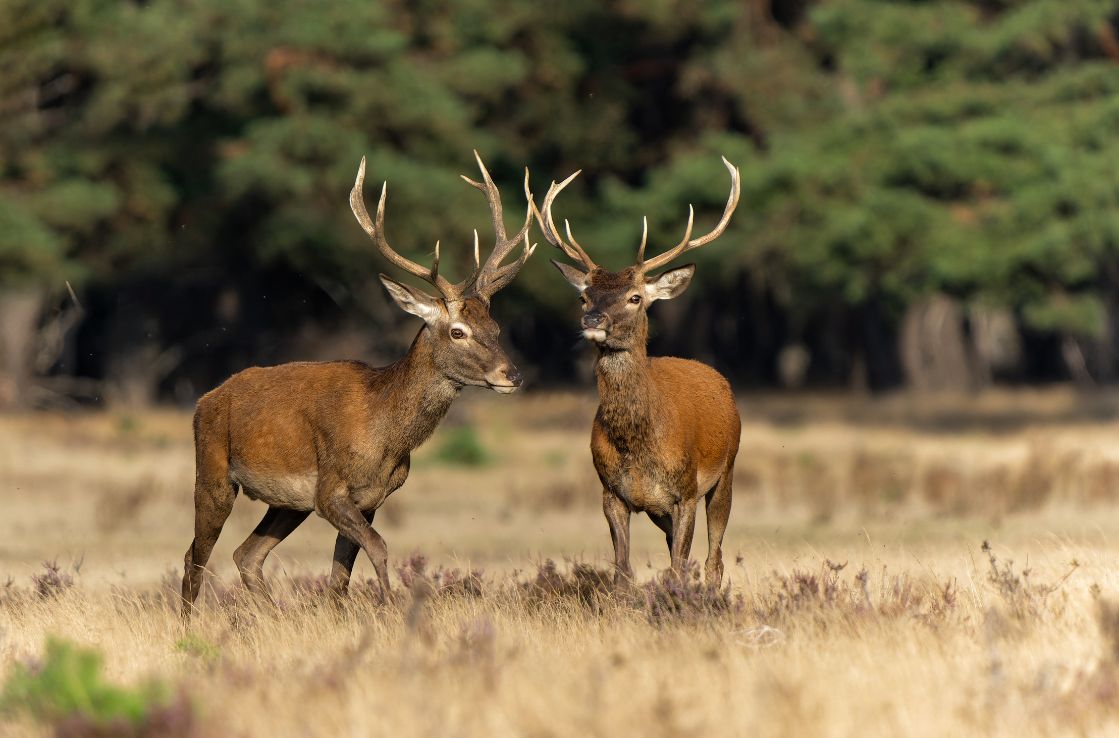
[431,425,491,467]
[1023,293,1106,336]
[0,638,172,727]
[0,199,67,287]
[3,0,1119,386]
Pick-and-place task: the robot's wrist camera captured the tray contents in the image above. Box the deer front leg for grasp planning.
[669,497,699,580]
[603,490,632,584]
[327,509,374,596]
[317,479,392,602]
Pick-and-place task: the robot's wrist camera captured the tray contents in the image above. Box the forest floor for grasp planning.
[2,388,1119,736]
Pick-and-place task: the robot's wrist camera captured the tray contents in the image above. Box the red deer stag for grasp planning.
[182,153,536,616]
[536,157,741,586]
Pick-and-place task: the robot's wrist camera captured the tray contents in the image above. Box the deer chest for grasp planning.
[591,418,688,515]
[343,449,411,510]
[595,457,679,516]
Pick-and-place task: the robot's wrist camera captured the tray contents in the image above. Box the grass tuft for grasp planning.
[33,559,77,600]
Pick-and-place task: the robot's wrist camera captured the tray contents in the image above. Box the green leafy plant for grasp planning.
[431,425,491,467]
[0,638,189,733]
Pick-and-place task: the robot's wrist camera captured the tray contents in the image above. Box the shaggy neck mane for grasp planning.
[594,340,662,456]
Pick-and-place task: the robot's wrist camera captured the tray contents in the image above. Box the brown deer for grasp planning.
[536,157,741,586]
[181,153,536,616]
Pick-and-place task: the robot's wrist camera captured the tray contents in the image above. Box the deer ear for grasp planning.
[550,259,588,292]
[644,264,695,302]
[379,274,443,323]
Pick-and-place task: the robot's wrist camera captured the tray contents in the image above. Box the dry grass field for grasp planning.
[3,389,1119,736]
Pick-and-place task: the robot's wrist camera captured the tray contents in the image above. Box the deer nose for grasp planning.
[503,366,523,387]
[582,312,607,329]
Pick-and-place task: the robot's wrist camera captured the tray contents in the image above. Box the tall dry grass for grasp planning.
[2,390,1119,736]
[2,546,1118,737]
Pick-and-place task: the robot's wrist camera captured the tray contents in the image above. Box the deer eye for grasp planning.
[450,328,466,340]
[629,294,642,304]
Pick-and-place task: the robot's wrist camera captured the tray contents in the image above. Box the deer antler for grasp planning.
[351,157,481,299]
[532,170,597,272]
[638,157,741,273]
[460,150,537,300]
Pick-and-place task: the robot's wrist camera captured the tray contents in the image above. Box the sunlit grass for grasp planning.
[2,391,1119,736]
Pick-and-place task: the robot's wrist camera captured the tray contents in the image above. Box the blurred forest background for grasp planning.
[3,0,1119,408]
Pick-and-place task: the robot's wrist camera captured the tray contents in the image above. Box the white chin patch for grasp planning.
[583,329,607,342]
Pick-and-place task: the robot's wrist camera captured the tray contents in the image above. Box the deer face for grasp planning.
[380,276,522,392]
[351,152,537,394]
[533,156,740,352]
[552,262,696,351]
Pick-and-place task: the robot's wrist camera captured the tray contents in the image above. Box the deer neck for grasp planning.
[593,341,662,454]
[377,326,460,452]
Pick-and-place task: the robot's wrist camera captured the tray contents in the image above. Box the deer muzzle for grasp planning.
[581,311,608,342]
[485,364,523,394]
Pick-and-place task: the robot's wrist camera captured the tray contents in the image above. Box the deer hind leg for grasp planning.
[703,467,734,587]
[182,475,236,618]
[327,509,374,596]
[317,484,391,601]
[603,490,633,584]
[233,507,310,602]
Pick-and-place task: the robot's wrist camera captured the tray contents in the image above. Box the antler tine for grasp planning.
[637,205,692,267]
[464,153,538,298]
[435,230,483,299]
[429,239,473,296]
[482,231,537,296]
[461,149,507,244]
[460,230,482,290]
[507,167,536,254]
[563,219,587,256]
[640,156,741,273]
[532,170,597,271]
[350,157,457,297]
[636,216,648,263]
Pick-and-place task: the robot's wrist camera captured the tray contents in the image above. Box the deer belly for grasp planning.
[231,463,317,511]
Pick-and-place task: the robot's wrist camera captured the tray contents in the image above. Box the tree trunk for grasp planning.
[969,304,1021,387]
[105,341,172,408]
[102,301,179,408]
[900,294,975,392]
[1098,268,1119,384]
[0,289,44,410]
[1060,335,1096,387]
